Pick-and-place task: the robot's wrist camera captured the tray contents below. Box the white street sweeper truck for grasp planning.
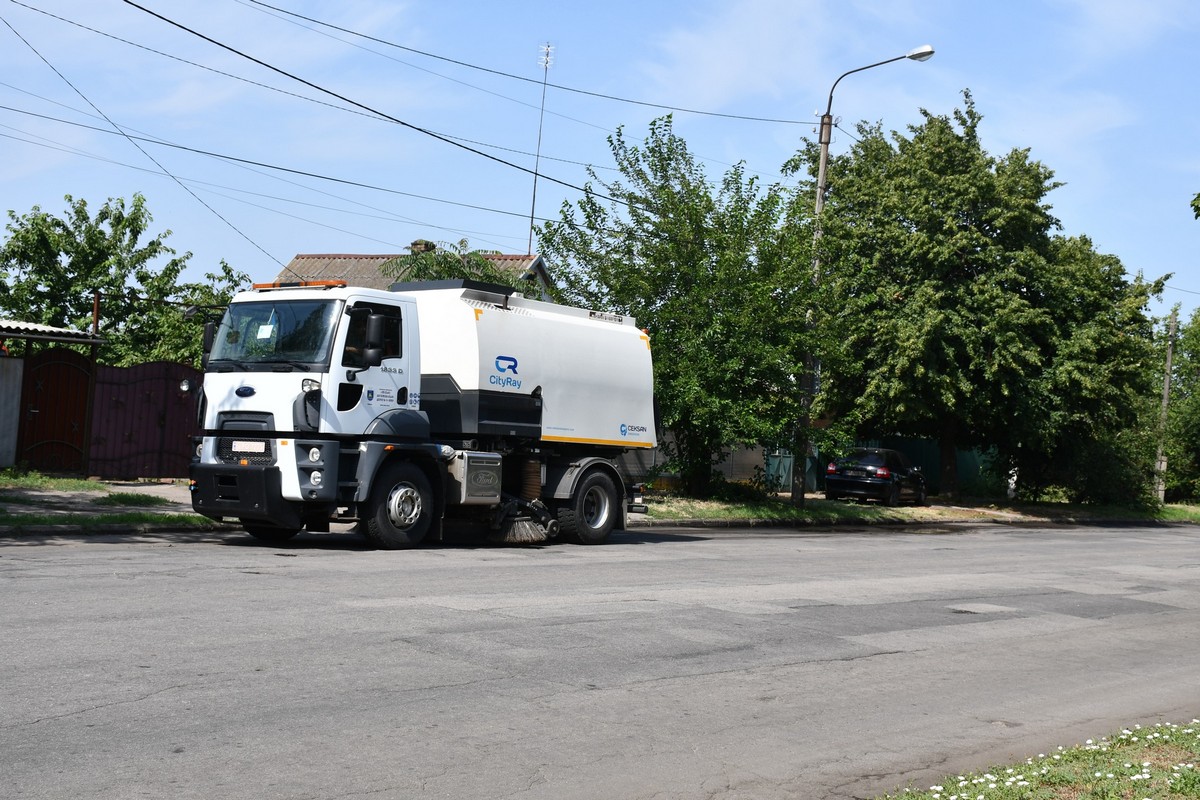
[189,279,656,548]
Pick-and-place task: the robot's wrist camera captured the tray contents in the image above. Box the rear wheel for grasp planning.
[242,523,300,543]
[884,484,900,507]
[914,484,928,506]
[362,461,433,549]
[558,471,619,545]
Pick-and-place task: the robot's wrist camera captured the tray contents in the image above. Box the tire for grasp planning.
[558,471,619,545]
[884,483,900,507]
[242,523,300,543]
[362,461,433,549]
[825,491,841,502]
[914,484,928,506]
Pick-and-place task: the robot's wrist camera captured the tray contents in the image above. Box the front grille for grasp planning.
[217,436,275,465]
[215,411,277,465]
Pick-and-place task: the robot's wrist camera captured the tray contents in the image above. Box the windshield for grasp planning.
[210,299,340,367]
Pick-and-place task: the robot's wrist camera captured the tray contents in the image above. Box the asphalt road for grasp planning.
[3,522,1198,800]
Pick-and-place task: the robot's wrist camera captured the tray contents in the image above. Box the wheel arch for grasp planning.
[355,442,447,530]
[546,456,626,503]
[546,456,628,529]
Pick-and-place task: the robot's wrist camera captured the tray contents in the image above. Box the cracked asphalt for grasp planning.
[2,521,1198,799]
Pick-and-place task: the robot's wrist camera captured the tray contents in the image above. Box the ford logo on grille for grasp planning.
[235,386,256,397]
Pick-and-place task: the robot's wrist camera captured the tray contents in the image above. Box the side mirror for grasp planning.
[201,321,215,368]
[364,314,385,367]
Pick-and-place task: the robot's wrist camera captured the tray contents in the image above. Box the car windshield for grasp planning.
[210,299,341,367]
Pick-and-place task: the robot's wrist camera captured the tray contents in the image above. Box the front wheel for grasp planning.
[558,471,619,545]
[362,461,433,549]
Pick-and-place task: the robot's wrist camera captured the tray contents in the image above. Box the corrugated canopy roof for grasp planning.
[0,319,104,343]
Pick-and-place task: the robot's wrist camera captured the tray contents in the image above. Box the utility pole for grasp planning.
[1155,308,1178,502]
[527,43,553,255]
[793,45,934,508]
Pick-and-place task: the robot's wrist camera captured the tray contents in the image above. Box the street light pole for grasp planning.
[793,44,934,507]
[815,45,933,224]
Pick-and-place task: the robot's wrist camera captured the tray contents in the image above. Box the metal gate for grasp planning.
[89,361,201,479]
[17,348,201,478]
[16,348,91,473]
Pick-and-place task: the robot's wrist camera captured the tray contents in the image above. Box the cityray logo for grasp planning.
[620,423,649,437]
[490,355,522,390]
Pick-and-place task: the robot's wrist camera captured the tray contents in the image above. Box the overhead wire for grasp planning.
[1,103,547,221]
[6,1,618,174]
[3,1,804,265]
[243,0,808,125]
[237,0,796,182]
[0,10,287,268]
[119,0,625,208]
[0,126,526,253]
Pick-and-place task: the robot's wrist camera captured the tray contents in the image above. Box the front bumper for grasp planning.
[190,464,304,529]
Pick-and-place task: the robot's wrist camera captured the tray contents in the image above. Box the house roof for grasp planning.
[0,319,104,344]
[273,252,553,294]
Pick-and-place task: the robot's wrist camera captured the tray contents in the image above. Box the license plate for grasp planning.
[845,469,866,477]
[232,440,266,453]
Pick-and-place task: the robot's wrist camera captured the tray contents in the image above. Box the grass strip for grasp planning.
[0,511,214,531]
[882,720,1200,799]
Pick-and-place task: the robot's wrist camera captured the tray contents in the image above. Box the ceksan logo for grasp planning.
[620,423,649,437]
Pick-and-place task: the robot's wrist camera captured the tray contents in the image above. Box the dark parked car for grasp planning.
[824,448,927,506]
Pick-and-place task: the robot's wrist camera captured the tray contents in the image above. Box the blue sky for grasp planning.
[2,0,1198,322]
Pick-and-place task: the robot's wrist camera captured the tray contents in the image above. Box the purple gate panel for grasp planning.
[89,361,202,479]
[17,348,91,473]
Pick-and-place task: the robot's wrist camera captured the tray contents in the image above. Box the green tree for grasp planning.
[793,92,1161,503]
[539,116,811,496]
[380,238,544,296]
[1006,236,1161,505]
[1165,308,1200,499]
[109,259,250,367]
[0,193,246,366]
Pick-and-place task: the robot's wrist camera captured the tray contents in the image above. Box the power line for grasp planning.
[244,0,808,125]
[0,103,550,223]
[0,10,286,268]
[0,126,528,253]
[120,0,622,208]
[7,0,618,175]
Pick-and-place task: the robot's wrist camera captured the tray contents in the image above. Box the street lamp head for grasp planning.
[905,44,935,62]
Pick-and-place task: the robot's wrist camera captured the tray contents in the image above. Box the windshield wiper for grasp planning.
[260,359,312,372]
[208,358,250,371]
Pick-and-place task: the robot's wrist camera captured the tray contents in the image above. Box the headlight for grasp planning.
[302,378,321,392]
[308,447,322,463]
[310,470,323,487]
